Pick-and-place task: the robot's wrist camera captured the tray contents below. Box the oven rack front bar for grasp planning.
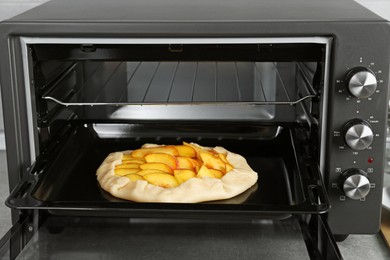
[42,96,317,107]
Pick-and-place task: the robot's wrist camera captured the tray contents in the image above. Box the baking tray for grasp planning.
[6,123,329,219]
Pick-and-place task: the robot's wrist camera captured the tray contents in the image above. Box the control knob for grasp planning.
[346,67,377,98]
[340,169,370,200]
[344,119,374,150]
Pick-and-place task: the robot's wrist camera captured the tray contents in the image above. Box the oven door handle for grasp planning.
[308,183,328,208]
[303,164,331,213]
[6,164,42,209]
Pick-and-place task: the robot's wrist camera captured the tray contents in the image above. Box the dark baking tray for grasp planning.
[6,123,329,219]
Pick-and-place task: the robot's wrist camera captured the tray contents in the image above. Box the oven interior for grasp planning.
[7,41,329,218]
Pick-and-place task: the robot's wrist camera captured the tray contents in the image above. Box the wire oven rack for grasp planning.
[42,61,318,107]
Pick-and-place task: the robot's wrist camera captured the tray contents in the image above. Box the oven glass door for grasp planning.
[0,214,341,260]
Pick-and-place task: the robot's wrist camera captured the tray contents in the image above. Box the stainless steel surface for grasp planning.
[20,36,332,45]
[319,35,332,182]
[347,69,377,98]
[20,36,36,163]
[91,123,283,139]
[344,121,374,150]
[342,171,371,200]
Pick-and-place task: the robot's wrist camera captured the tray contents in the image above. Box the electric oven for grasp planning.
[0,0,389,258]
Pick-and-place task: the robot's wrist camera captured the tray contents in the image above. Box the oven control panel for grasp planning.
[327,59,388,235]
[338,117,374,200]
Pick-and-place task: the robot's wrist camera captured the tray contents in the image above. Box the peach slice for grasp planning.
[209,168,224,179]
[189,158,202,172]
[225,163,234,173]
[174,169,196,184]
[143,172,179,188]
[189,158,202,167]
[140,163,173,174]
[114,168,140,176]
[175,145,196,158]
[196,165,223,179]
[199,152,226,172]
[124,174,144,182]
[122,158,145,165]
[137,169,168,176]
[197,165,214,178]
[177,157,194,170]
[218,153,229,164]
[115,163,140,170]
[131,146,179,158]
[194,165,201,173]
[144,153,178,170]
[183,142,205,159]
[122,153,134,160]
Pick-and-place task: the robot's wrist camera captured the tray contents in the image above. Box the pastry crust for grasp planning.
[96,143,258,203]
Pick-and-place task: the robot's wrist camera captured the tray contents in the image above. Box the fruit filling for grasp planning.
[114,142,235,188]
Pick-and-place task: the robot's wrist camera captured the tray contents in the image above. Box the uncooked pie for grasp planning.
[96,142,258,203]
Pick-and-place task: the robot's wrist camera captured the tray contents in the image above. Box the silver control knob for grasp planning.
[346,67,377,98]
[341,169,370,200]
[344,119,374,150]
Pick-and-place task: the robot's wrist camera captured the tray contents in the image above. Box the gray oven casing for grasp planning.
[0,0,389,241]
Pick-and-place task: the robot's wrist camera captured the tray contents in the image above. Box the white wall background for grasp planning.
[356,0,390,20]
[0,0,48,21]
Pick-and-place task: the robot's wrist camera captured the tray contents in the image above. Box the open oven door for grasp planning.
[0,213,342,260]
[0,125,343,259]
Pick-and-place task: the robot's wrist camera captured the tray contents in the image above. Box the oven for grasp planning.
[0,0,389,259]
